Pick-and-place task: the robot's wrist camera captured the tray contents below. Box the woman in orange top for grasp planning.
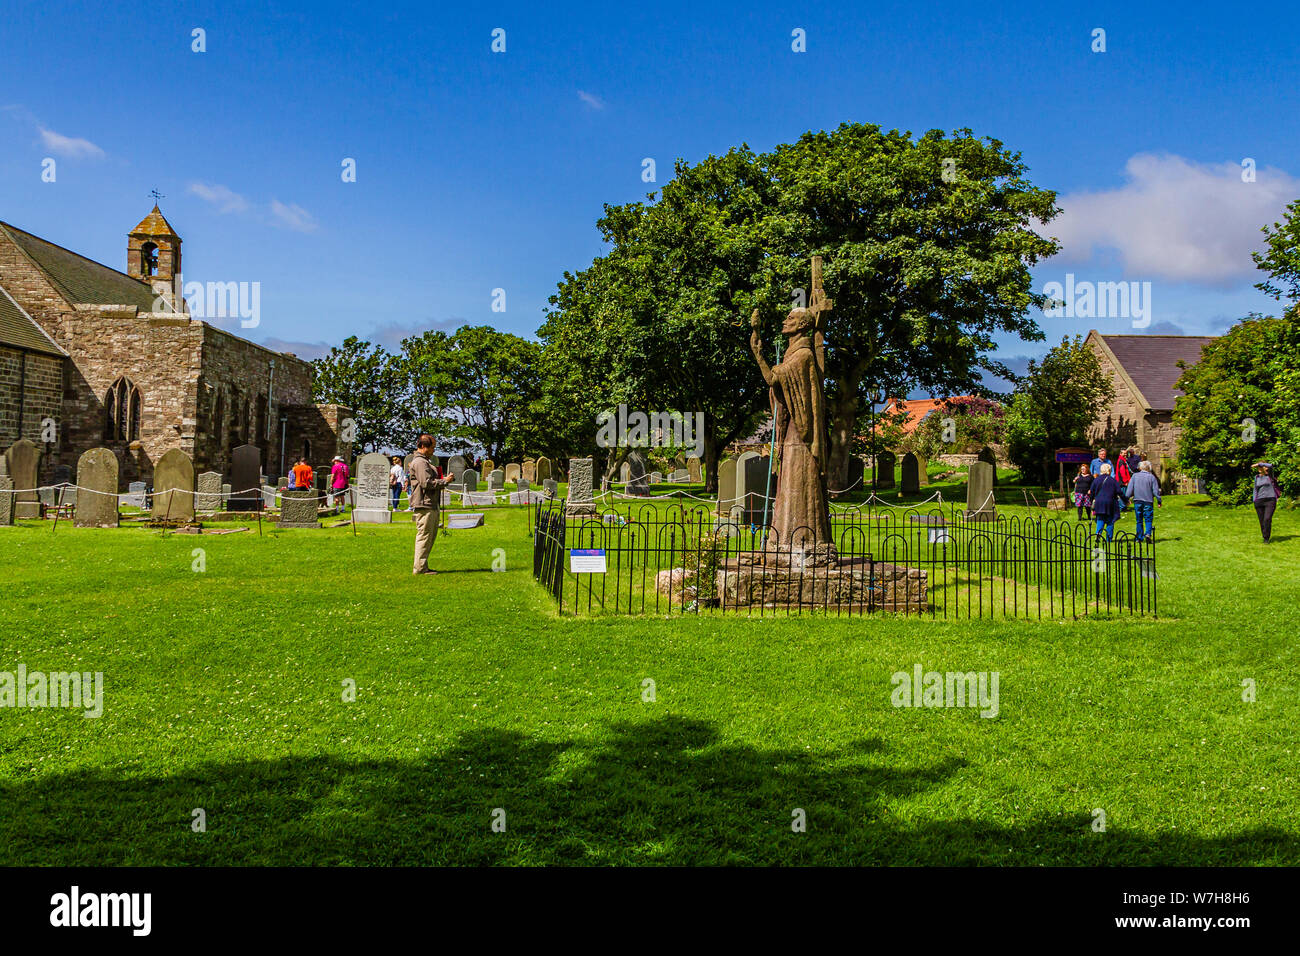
[292,458,313,491]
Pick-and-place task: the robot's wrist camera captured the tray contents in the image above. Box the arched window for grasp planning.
[141,242,159,277]
[104,377,142,441]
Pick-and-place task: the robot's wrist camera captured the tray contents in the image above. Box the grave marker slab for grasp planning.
[126,481,148,509]
[966,461,996,522]
[151,449,195,520]
[5,439,39,519]
[354,452,393,523]
[229,444,262,511]
[488,468,505,491]
[278,489,320,528]
[197,471,223,511]
[505,463,521,484]
[626,451,648,496]
[566,457,596,515]
[74,448,119,528]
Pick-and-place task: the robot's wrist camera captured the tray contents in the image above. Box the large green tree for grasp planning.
[310,336,404,451]
[1253,198,1300,303]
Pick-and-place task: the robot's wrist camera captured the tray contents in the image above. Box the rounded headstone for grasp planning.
[74,448,119,528]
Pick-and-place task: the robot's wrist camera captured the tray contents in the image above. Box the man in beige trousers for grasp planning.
[409,434,451,575]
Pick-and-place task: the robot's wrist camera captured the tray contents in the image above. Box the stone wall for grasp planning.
[281,403,355,478]
[1086,343,1182,488]
[0,347,63,452]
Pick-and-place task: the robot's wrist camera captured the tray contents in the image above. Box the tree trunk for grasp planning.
[825,375,862,497]
[703,429,720,495]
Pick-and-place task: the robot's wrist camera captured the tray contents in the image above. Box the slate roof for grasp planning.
[1098,335,1216,411]
[0,284,64,356]
[0,220,164,312]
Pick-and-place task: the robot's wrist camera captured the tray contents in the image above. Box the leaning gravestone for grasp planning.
[966,460,996,522]
[0,458,14,526]
[687,456,702,483]
[977,446,998,486]
[874,450,897,490]
[448,455,468,484]
[229,444,262,511]
[535,456,552,484]
[627,451,648,496]
[716,458,737,519]
[354,452,392,524]
[505,463,521,484]
[152,448,195,520]
[278,489,320,528]
[900,453,921,496]
[74,448,118,528]
[126,481,147,509]
[488,468,505,491]
[565,457,596,515]
[738,453,771,526]
[522,458,536,483]
[5,438,39,519]
[196,471,222,511]
[461,468,479,491]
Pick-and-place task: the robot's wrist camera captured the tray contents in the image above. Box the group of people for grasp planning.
[284,455,352,506]
[1071,447,1161,543]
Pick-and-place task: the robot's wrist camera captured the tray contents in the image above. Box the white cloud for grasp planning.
[38,127,104,160]
[188,182,250,213]
[269,199,318,233]
[577,90,606,110]
[1051,154,1300,286]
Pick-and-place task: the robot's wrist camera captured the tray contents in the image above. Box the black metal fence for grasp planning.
[532,500,1157,619]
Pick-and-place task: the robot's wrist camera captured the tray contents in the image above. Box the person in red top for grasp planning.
[292,458,313,493]
[1114,452,1133,510]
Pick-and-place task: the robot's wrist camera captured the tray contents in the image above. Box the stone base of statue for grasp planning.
[717,555,926,612]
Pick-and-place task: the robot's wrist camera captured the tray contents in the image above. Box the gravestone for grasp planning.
[517,478,530,493]
[276,477,289,490]
[687,456,702,483]
[5,439,39,519]
[737,452,771,526]
[74,448,119,528]
[505,462,521,484]
[220,483,230,505]
[522,458,536,483]
[977,446,998,486]
[0,458,13,526]
[846,456,865,492]
[535,456,552,484]
[262,485,278,508]
[914,453,929,487]
[229,444,262,511]
[966,461,996,522]
[53,463,76,506]
[510,490,543,505]
[627,451,648,496]
[669,468,689,482]
[152,448,195,520]
[481,458,495,477]
[542,478,558,499]
[448,455,468,484]
[650,471,663,484]
[196,471,222,511]
[488,468,505,491]
[900,453,921,496]
[354,452,392,524]
[126,481,148,509]
[716,458,737,518]
[873,451,896,490]
[278,489,320,528]
[565,457,596,515]
[461,468,479,491]
[463,491,497,507]
[620,461,630,483]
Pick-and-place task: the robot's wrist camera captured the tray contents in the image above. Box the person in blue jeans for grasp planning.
[1089,463,1122,541]
[1125,460,1162,542]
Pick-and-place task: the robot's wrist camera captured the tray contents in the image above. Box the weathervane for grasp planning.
[148,189,165,204]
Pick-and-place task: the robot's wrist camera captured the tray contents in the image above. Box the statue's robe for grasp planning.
[768,342,833,552]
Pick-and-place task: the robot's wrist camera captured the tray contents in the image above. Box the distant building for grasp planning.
[0,206,351,487]
[1084,331,1216,483]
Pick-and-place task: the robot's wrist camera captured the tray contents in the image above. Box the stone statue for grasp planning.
[747,258,836,562]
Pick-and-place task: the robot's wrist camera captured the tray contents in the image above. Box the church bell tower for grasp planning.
[127,203,183,309]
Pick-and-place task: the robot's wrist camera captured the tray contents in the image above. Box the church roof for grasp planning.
[0,221,164,312]
[0,284,65,357]
[130,204,180,238]
[1095,334,1217,411]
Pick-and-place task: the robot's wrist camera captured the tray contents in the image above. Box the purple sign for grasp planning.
[1055,450,1092,464]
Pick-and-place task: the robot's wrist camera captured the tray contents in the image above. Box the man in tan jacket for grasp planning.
[409,434,451,575]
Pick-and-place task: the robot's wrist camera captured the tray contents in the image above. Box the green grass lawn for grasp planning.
[1,491,1297,865]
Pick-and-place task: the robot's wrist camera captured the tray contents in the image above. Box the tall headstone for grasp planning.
[448,455,468,484]
[196,471,222,511]
[620,461,631,483]
[74,448,119,528]
[914,453,929,486]
[461,468,479,491]
[977,446,998,486]
[505,463,521,484]
[716,458,737,518]
[151,448,195,520]
[0,458,13,526]
[5,439,39,519]
[966,461,996,522]
[626,450,648,496]
[488,468,505,491]
[874,451,896,490]
[565,457,596,515]
[737,452,771,526]
[687,456,702,483]
[845,456,865,493]
[354,452,392,524]
[278,489,320,528]
[900,453,921,496]
[481,458,495,477]
[535,456,552,484]
[229,444,262,511]
[522,458,536,483]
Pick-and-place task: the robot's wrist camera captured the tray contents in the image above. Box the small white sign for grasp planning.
[569,549,607,573]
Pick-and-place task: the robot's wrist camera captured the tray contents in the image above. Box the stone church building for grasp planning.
[1084,330,1216,487]
[0,206,350,488]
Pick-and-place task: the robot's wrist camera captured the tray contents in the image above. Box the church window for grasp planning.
[104,377,142,441]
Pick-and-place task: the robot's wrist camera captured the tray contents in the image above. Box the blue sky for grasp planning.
[3,0,1298,385]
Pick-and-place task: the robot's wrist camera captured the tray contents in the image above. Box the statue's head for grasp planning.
[783,307,816,334]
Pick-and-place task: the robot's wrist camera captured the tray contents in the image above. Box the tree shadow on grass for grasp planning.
[1,715,1293,866]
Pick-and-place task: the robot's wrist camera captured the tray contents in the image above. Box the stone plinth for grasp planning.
[278,490,320,528]
[566,457,596,515]
[717,557,926,612]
